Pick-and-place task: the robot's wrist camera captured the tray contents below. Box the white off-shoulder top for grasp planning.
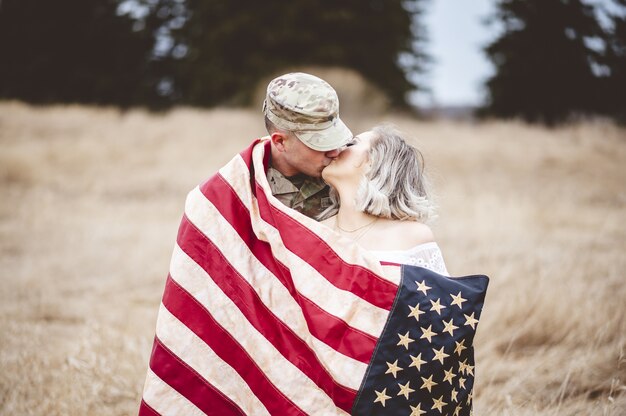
[370,242,450,276]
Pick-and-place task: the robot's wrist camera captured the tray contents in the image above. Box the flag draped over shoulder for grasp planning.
[139,139,489,416]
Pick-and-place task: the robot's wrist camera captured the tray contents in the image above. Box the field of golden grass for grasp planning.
[0,101,624,415]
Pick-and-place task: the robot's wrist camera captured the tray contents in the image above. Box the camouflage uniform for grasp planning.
[267,167,334,221]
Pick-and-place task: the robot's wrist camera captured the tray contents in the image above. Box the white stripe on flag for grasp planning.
[381,264,402,282]
[184,188,368,390]
[142,368,205,416]
[155,303,271,416]
[169,244,350,416]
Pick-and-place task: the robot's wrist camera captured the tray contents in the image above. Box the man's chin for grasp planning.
[306,167,325,178]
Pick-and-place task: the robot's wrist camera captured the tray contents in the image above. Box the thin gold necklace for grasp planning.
[334,216,379,242]
[334,215,378,233]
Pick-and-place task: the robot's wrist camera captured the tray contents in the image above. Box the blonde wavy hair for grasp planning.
[322,125,436,222]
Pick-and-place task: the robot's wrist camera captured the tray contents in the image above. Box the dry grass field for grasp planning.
[0,101,624,415]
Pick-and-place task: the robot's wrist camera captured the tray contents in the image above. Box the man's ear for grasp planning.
[270,132,288,152]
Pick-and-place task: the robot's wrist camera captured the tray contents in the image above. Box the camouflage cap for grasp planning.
[263,72,353,151]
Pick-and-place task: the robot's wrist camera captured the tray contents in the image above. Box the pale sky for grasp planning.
[410,0,497,108]
[412,0,620,108]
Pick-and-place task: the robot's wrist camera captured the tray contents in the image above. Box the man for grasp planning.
[262,72,353,220]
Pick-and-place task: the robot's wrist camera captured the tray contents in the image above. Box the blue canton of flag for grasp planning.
[352,265,489,416]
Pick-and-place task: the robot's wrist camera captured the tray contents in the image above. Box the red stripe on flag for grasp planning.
[138,399,159,416]
[176,218,358,411]
[162,276,307,415]
[148,337,245,415]
[199,175,378,359]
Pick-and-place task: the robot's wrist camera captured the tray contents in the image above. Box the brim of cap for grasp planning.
[294,117,353,152]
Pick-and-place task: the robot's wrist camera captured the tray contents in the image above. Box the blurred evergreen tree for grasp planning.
[598,0,626,123]
[0,0,155,106]
[481,0,605,124]
[145,0,427,107]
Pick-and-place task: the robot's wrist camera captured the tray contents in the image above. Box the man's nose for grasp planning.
[325,148,342,158]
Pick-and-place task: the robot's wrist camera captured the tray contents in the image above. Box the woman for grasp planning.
[321,124,449,275]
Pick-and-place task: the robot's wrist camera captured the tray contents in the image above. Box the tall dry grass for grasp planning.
[0,101,624,415]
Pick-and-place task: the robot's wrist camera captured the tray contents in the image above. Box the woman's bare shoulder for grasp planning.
[369,219,435,250]
[397,220,435,246]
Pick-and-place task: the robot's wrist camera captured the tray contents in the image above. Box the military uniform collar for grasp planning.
[267,167,299,195]
[266,167,327,198]
[298,176,327,199]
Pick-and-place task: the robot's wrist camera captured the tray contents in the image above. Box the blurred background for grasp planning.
[0,0,624,122]
[0,0,625,415]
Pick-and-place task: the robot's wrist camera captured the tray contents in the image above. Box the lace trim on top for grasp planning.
[370,242,450,276]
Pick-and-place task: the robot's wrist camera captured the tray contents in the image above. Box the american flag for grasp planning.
[352,266,488,416]
[139,139,489,416]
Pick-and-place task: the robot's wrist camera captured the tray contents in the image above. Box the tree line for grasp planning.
[0,0,623,124]
[482,0,625,124]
